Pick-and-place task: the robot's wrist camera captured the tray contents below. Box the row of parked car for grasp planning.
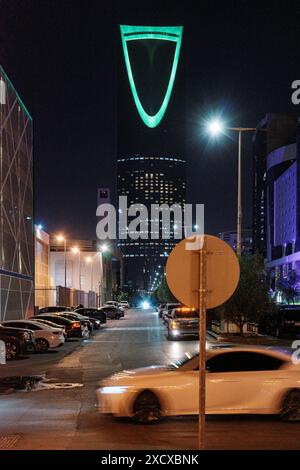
[157,303,199,340]
[0,301,131,361]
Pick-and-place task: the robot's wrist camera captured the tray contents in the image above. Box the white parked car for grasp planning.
[1,320,65,352]
[119,301,130,309]
[97,346,300,423]
[105,301,119,307]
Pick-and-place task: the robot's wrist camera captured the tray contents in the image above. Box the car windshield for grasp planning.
[174,309,198,318]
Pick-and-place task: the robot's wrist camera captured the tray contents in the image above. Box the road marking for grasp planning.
[0,434,21,448]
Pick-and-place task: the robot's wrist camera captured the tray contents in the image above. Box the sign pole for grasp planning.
[198,236,207,450]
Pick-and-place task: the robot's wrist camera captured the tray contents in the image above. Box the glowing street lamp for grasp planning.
[206,119,256,256]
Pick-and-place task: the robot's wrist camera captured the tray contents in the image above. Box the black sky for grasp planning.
[0,0,299,238]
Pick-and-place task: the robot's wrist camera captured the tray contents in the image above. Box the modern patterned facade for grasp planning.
[0,65,34,320]
[253,114,299,258]
[117,26,186,291]
[253,113,300,297]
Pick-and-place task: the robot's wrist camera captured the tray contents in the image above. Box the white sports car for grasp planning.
[96,346,300,423]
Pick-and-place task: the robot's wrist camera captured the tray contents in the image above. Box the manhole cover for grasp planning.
[0,434,21,448]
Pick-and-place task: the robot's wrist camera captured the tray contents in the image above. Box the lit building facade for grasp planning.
[35,225,50,309]
[253,114,300,298]
[0,66,33,320]
[219,229,253,255]
[253,114,299,258]
[117,25,186,291]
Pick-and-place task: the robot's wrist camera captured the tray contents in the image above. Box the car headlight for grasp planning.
[170,321,179,329]
[100,386,128,394]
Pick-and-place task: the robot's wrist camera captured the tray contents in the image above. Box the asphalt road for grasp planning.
[0,308,300,450]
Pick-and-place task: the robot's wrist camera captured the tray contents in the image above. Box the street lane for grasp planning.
[0,308,300,450]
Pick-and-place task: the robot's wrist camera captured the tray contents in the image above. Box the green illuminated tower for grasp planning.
[117,25,186,293]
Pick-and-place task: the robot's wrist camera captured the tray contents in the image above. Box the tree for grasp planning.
[276,270,298,305]
[152,277,178,304]
[215,253,276,335]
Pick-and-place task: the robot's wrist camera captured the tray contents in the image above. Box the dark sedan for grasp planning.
[48,312,93,333]
[100,305,124,320]
[74,307,106,324]
[32,315,84,338]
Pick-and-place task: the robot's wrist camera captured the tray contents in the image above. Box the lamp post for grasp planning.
[56,234,67,305]
[71,247,81,303]
[207,120,256,257]
[85,256,94,292]
[98,243,109,307]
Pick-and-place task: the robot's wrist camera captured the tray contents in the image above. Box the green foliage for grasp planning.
[215,253,276,335]
[152,277,178,304]
[116,290,129,303]
[276,270,298,304]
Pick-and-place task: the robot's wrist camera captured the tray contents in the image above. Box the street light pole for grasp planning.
[56,235,67,306]
[64,238,67,304]
[237,130,242,257]
[229,127,256,257]
[207,121,256,257]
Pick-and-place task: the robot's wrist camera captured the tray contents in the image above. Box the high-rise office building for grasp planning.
[0,66,34,320]
[253,114,299,258]
[117,25,186,291]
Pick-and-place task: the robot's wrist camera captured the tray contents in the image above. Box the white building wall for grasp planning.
[49,251,103,296]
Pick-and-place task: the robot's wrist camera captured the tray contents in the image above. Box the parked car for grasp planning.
[157,304,166,318]
[105,301,119,308]
[261,307,300,339]
[32,314,84,338]
[0,325,36,359]
[119,301,130,309]
[48,312,93,334]
[2,320,65,352]
[39,306,72,314]
[162,303,181,324]
[30,318,66,336]
[167,307,199,340]
[74,308,106,325]
[100,305,124,320]
[97,346,300,423]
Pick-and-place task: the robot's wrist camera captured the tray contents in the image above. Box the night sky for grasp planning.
[0,0,299,239]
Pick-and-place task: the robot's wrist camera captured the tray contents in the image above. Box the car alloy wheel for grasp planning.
[133,390,162,424]
[35,338,49,353]
[280,389,300,422]
[5,340,19,360]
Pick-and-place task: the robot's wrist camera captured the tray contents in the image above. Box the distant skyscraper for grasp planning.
[0,66,33,320]
[117,25,186,291]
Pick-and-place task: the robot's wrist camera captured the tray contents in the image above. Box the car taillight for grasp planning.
[72,322,81,329]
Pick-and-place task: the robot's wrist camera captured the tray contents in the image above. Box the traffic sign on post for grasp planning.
[166,234,240,450]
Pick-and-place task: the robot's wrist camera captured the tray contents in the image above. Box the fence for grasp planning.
[35,286,100,309]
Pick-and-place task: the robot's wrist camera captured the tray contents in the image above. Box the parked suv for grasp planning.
[100,305,124,320]
[74,308,106,325]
